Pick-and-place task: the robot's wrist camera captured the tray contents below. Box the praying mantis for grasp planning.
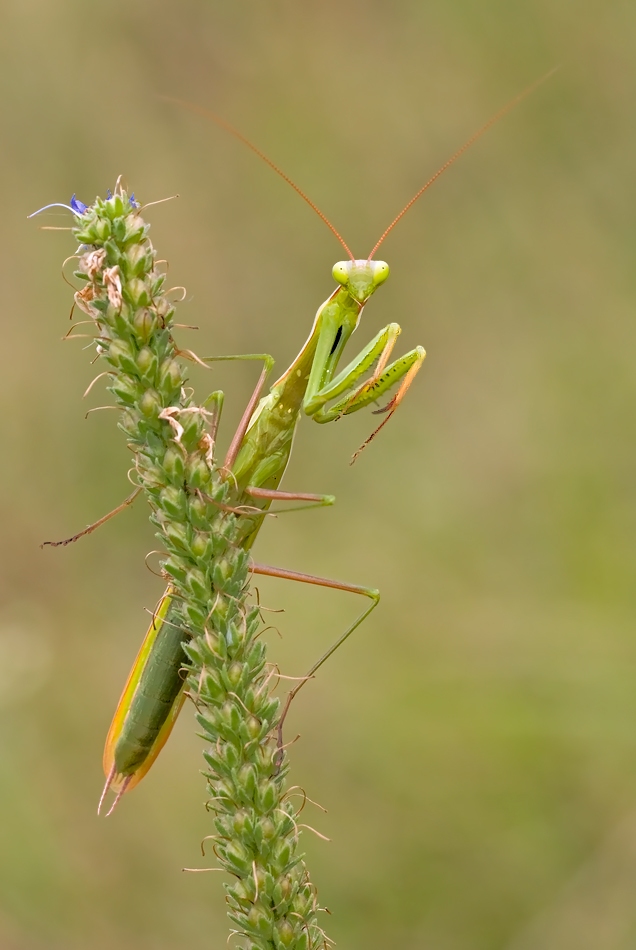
[101,231,423,812]
[37,73,554,815]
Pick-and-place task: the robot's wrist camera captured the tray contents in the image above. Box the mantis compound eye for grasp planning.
[371,261,390,287]
[332,261,350,286]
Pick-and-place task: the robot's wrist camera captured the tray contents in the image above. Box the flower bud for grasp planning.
[222,840,251,877]
[227,662,243,687]
[246,716,261,740]
[158,358,183,395]
[112,216,126,242]
[212,558,233,590]
[132,307,157,343]
[109,375,140,405]
[187,494,209,529]
[190,531,210,559]
[220,700,240,731]
[154,296,174,322]
[220,740,239,769]
[158,485,187,520]
[229,810,249,837]
[185,567,209,601]
[118,408,141,438]
[182,607,205,638]
[259,817,276,841]
[163,446,185,482]
[107,339,138,375]
[74,223,99,244]
[163,521,189,552]
[126,277,151,308]
[95,217,112,241]
[246,905,273,937]
[139,389,161,418]
[237,764,257,797]
[186,455,211,489]
[125,242,153,277]
[258,781,278,813]
[275,919,295,947]
[107,194,126,218]
[230,879,252,903]
[123,214,146,244]
[162,556,188,585]
[136,345,156,376]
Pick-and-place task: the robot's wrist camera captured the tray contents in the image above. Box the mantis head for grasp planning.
[332,259,390,304]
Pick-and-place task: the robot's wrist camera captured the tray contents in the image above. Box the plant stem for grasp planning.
[69,183,328,950]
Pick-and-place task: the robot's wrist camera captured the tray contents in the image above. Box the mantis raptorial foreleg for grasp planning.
[312,339,426,422]
[304,319,401,413]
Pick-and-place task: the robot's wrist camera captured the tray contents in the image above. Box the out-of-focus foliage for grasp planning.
[3,1,636,948]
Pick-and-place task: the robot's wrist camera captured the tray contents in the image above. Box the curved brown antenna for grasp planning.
[367,67,559,260]
[161,96,355,261]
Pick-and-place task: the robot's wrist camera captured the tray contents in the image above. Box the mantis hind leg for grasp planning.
[249,561,380,764]
[41,487,143,548]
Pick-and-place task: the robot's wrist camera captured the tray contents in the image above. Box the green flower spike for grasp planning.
[62,182,330,950]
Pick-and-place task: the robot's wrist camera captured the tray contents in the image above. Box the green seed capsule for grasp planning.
[132,308,157,343]
[190,531,210,558]
[123,214,146,245]
[246,716,261,740]
[110,375,140,405]
[275,920,295,947]
[119,408,142,438]
[158,485,188,520]
[108,339,138,375]
[158,358,183,394]
[124,242,153,277]
[108,194,126,218]
[228,662,243,687]
[126,277,151,308]
[186,456,211,489]
[96,217,112,241]
[163,446,185,482]
[185,567,209,601]
[112,217,127,242]
[139,389,162,418]
[136,345,156,375]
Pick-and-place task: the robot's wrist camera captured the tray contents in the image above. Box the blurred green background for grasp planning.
[2,1,636,947]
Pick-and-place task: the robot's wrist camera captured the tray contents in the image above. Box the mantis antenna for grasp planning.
[163,67,557,264]
[367,66,559,260]
[160,96,355,261]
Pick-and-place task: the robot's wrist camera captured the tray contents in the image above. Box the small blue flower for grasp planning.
[129,193,140,209]
[27,196,87,219]
[106,188,113,200]
[70,194,88,215]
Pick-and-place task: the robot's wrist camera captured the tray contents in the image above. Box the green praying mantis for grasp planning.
[101,234,423,813]
[38,73,554,815]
